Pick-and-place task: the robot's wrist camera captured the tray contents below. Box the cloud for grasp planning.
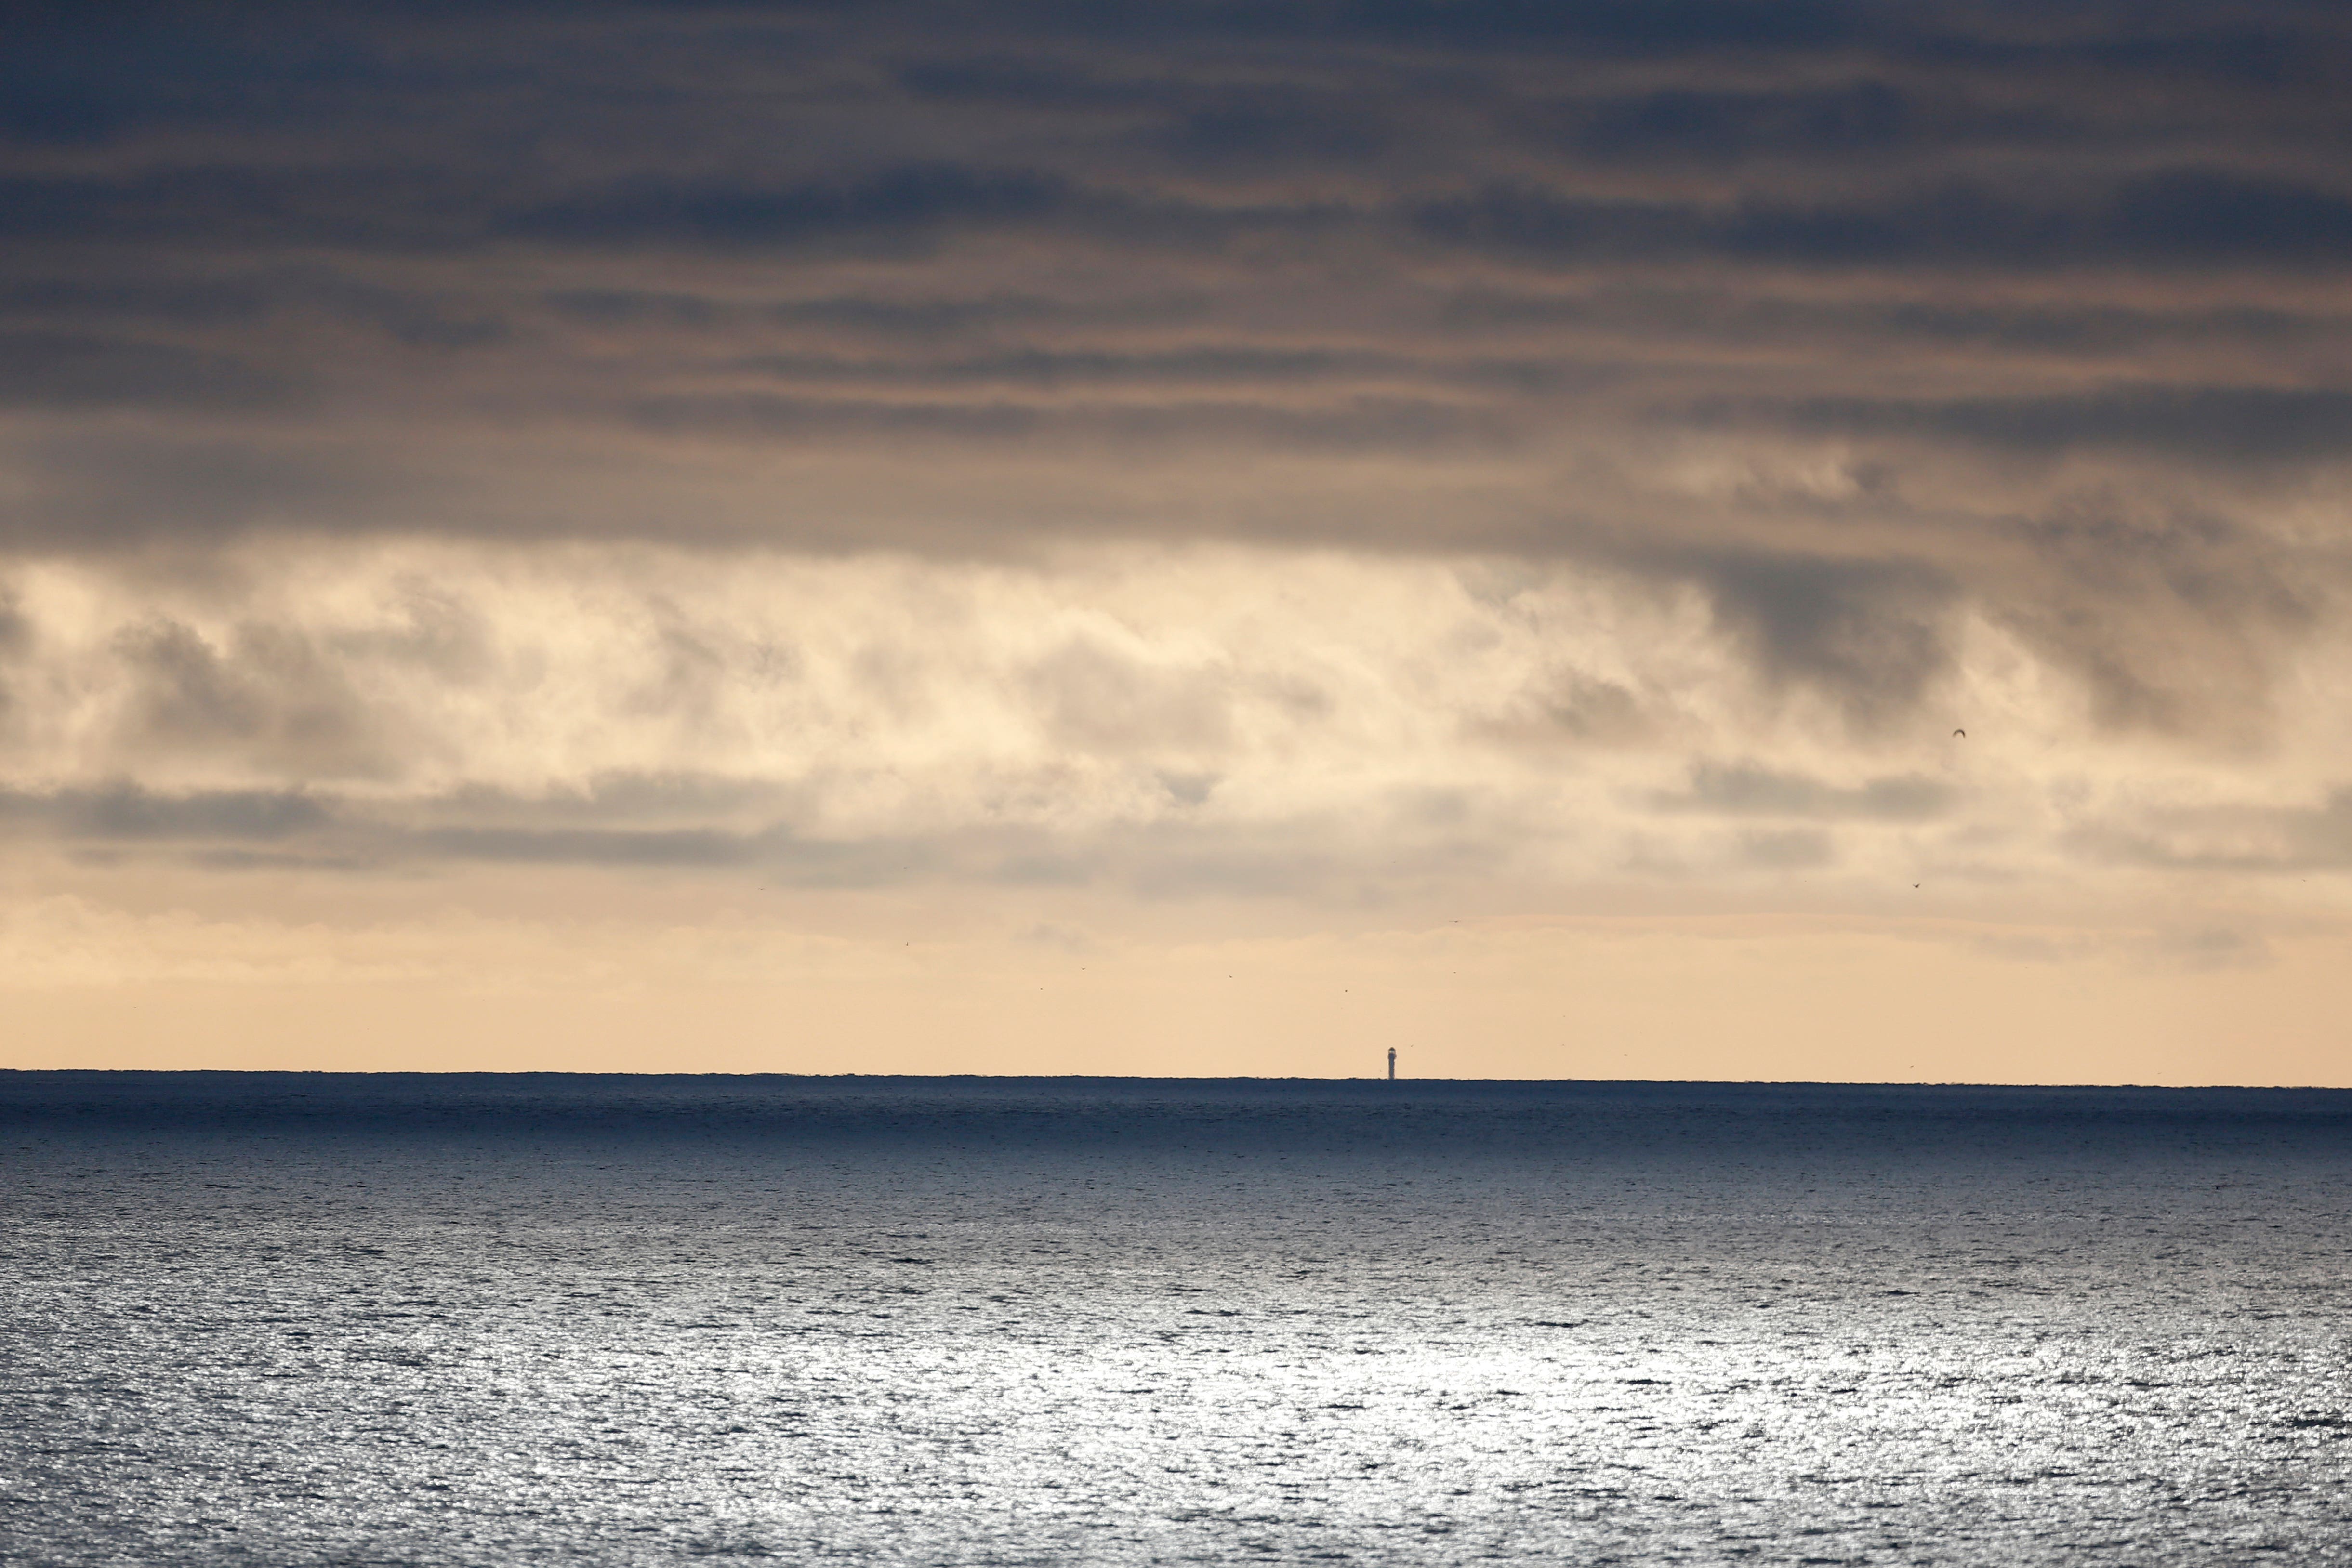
[896,56,1149,111]
[0,779,922,880]
[1333,0,1865,53]
[0,0,2349,942]
[0,167,480,250]
[1737,827,1835,868]
[1754,384,2352,462]
[0,277,277,328]
[504,165,1078,253]
[1983,502,2321,740]
[0,430,430,550]
[1477,671,1654,747]
[110,617,399,778]
[1677,553,1957,728]
[621,390,1513,452]
[0,329,290,410]
[1658,764,1956,820]
[2142,923,2273,970]
[1027,636,1234,755]
[0,786,332,841]
[0,774,1505,904]
[1559,80,1989,162]
[732,344,1411,389]
[2075,788,2352,873]
[1412,170,2352,270]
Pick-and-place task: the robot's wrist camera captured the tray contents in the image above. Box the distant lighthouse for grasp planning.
[1387,1046,1396,1081]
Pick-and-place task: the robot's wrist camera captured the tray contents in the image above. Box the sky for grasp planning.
[5,0,2351,1082]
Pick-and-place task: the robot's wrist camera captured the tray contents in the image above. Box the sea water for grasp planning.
[4,1073,2349,1564]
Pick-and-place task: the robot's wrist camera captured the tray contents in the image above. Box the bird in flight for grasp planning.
[1953,728,1966,738]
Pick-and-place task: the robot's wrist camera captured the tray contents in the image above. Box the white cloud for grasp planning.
[0,538,2346,926]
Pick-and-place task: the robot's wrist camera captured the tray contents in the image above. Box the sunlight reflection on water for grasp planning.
[5,1077,2349,1564]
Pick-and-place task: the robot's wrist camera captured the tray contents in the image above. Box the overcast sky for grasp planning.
[7,1,2352,1080]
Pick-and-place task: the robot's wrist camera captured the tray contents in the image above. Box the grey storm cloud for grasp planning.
[0,329,291,411]
[502,166,1081,253]
[1674,553,1958,728]
[2,0,2349,746]
[1409,170,2352,270]
[622,390,1516,452]
[1556,80,1994,162]
[1745,385,2352,463]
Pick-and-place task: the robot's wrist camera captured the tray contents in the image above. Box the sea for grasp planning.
[4,1073,2349,1565]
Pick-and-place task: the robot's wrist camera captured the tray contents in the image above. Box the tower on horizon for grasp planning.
[1387,1047,1396,1081]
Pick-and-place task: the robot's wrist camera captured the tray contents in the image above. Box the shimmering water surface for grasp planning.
[4,1074,2350,1565]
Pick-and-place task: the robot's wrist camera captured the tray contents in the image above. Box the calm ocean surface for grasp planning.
[4,1073,2349,1565]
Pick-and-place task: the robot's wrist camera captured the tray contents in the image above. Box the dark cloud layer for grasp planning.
[0,329,291,411]
[1757,385,2352,462]
[1413,170,2352,269]
[1680,553,1957,728]
[3,0,2349,747]
[505,166,1080,253]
